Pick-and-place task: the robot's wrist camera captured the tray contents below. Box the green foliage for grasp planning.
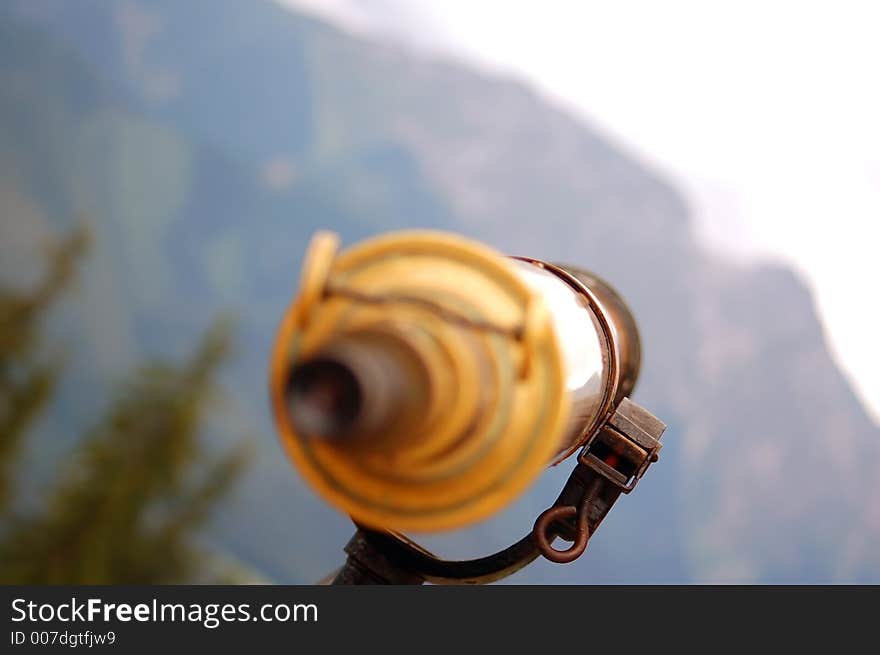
[0,229,251,584]
[0,227,89,512]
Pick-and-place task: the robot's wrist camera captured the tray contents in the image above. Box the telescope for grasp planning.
[270,230,665,583]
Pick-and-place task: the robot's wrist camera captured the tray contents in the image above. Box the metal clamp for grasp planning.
[578,397,665,493]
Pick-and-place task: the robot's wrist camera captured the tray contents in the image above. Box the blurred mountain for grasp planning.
[1,0,878,582]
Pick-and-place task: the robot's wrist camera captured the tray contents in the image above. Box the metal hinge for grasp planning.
[578,397,666,493]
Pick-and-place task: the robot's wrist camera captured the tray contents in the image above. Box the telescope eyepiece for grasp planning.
[282,328,432,448]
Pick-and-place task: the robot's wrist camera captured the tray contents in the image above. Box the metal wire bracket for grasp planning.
[329,397,666,584]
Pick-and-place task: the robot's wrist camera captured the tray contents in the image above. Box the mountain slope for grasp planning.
[2,0,878,582]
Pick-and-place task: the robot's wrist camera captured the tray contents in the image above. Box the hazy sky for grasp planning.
[281,0,879,422]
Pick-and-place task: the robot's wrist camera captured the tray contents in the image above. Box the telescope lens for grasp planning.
[285,358,363,439]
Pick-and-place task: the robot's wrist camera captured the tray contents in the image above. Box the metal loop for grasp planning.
[532,503,590,564]
[346,467,605,583]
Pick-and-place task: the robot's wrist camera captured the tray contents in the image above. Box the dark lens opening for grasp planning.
[285,358,363,439]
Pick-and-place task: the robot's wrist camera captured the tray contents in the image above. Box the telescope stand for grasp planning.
[330,530,426,585]
[327,398,666,585]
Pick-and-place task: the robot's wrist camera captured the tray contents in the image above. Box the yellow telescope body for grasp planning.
[270,230,643,532]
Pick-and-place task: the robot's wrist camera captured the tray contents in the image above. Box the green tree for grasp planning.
[0,228,251,583]
[0,227,88,513]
